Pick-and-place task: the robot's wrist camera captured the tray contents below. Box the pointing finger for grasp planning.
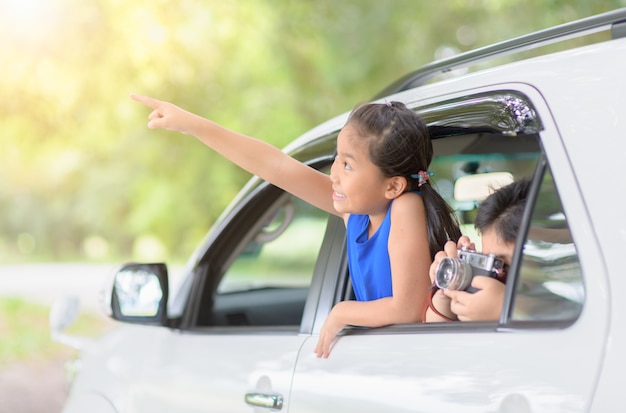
[130,93,160,109]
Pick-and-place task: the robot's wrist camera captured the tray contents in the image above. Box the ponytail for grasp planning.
[419,183,462,259]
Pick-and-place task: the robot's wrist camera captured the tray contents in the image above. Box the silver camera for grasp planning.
[435,247,507,292]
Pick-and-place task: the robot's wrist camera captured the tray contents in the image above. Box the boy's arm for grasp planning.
[422,237,476,322]
[444,277,505,321]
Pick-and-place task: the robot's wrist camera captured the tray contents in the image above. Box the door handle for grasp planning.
[244,392,283,410]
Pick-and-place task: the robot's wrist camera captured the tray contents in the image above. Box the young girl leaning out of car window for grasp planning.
[131,94,461,357]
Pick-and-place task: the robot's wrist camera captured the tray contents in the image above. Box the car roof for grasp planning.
[281,7,626,158]
[375,7,626,98]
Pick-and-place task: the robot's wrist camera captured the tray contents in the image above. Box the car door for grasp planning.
[288,88,607,412]
[121,185,334,413]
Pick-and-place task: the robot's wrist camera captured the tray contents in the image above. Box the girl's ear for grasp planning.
[385,176,408,199]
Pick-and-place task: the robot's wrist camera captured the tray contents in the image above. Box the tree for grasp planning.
[1,0,623,262]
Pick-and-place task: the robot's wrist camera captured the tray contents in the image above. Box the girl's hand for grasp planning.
[314,308,346,358]
[130,93,198,135]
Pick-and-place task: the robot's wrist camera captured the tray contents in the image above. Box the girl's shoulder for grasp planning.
[391,191,426,215]
[394,190,424,204]
[389,192,428,233]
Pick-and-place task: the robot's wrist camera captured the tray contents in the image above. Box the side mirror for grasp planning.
[110,263,169,325]
[49,295,92,350]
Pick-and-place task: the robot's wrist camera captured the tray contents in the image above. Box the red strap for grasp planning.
[421,286,456,322]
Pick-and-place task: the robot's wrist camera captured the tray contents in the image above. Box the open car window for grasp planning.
[425,136,585,328]
[218,195,326,294]
[427,138,584,327]
[430,133,542,250]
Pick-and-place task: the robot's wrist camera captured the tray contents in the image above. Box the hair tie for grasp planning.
[385,100,393,108]
[410,170,433,187]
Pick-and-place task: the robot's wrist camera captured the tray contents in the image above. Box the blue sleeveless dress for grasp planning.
[346,206,393,301]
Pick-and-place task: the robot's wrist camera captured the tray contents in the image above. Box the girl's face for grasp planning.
[330,124,394,218]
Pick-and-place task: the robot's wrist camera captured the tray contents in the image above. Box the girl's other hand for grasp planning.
[314,310,346,358]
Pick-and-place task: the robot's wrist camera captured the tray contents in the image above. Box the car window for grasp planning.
[510,164,584,323]
[219,195,328,293]
[208,192,329,327]
[430,133,542,247]
[335,132,544,323]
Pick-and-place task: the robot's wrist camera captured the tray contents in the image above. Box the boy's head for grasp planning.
[475,178,531,266]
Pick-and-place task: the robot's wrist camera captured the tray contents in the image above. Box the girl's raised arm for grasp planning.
[131,94,339,216]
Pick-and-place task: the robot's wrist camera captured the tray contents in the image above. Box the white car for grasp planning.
[52,9,626,413]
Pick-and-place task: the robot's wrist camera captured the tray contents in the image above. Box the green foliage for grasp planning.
[1,0,624,263]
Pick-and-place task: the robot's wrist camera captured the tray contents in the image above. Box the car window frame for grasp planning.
[320,144,553,335]
[501,152,544,325]
[179,157,338,332]
[178,86,592,337]
[502,153,585,328]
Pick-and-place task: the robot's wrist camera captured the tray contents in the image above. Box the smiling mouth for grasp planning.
[333,191,346,200]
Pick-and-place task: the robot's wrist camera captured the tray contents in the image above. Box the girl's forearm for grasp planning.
[332,298,422,328]
[187,114,338,216]
[131,94,337,216]
[189,115,289,183]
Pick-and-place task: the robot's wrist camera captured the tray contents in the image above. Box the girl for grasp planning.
[131,94,461,357]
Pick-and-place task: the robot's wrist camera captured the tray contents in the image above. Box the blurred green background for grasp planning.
[2,0,624,265]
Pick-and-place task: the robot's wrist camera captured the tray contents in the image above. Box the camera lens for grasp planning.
[435,257,472,291]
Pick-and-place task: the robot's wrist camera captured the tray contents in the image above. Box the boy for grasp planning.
[424,178,530,322]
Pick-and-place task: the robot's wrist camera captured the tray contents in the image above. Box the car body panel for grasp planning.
[63,325,308,413]
[124,329,305,412]
[57,14,626,413]
[289,83,609,413]
[291,326,598,412]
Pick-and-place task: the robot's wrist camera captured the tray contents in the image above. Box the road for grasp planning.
[0,263,120,413]
[0,263,120,314]
[0,262,186,314]
[0,263,185,413]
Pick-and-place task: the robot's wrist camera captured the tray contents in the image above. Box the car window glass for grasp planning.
[218,195,328,294]
[511,165,584,322]
[430,133,541,251]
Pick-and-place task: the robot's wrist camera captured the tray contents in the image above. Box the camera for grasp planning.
[435,247,507,293]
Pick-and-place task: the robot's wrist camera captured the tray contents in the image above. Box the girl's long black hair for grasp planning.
[347,101,462,258]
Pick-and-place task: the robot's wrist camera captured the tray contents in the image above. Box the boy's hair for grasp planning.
[347,101,461,258]
[475,178,531,244]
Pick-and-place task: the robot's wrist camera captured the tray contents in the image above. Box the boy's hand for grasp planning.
[443,276,505,321]
[429,236,474,284]
[456,235,475,252]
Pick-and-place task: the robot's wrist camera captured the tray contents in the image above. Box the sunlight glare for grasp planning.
[1,0,60,42]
